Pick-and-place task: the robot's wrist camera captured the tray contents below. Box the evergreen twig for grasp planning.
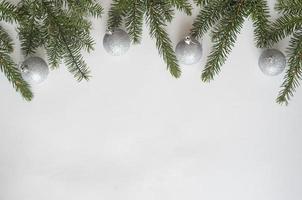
[269,0,302,104]
[277,31,302,105]
[107,0,192,78]
[0,0,18,22]
[191,0,268,82]
[146,0,181,77]
[17,0,102,81]
[0,26,33,101]
[202,4,245,82]
[251,0,271,48]
[0,0,33,100]
[125,0,145,43]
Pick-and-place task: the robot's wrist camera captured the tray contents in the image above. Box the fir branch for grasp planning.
[0,52,33,101]
[272,0,302,104]
[107,0,190,77]
[0,27,33,101]
[58,15,95,52]
[0,0,18,23]
[157,0,174,23]
[54,0,103,17]
[275,0,302,15]
[0,25,13,52]
[85,2,103,18]
[17,0,47,55]
[201,3,245,82]
[167,0,192,16]
[251,0,271,48]
[42,0,91,81]
[191,0,229,39]
[194,0,209,6]
[268,14,302,46]
[192,0,271,82]
[17,0,97,81]
[125,0,145,43]
[277,31,302,105]
[45,35,63,68]
[64,0,103,18]
[107,0,129,30]
[63,44,90,81]
[146,0,181,78]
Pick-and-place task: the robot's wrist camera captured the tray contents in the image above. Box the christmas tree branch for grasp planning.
[108,0,191,78]
[157,0,174,23]
[191,0,270,82]
[277,31,302,105]
[0,0,18,22]
[191,0,228,39]
[125,0,145,43]
[18,0,46,55]
[107,0,129,30]
[194,0,209,6]
[267,0,302,105]
[146,0,181,78]
[168,0,192,16]
[17,0,101,82]
[268,14,302,46]
[201,2,246,82]
[275,0,302,15]
[61,0,103,18]
[0,26,33,101]
[42,1,90,80]
[251,0,271,48]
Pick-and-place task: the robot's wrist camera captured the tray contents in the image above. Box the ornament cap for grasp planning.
[106,29,113,35]
[20,64,29,73]
[184,36,192,45]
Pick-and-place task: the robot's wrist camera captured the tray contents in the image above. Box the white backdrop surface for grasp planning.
[1,0,302,200]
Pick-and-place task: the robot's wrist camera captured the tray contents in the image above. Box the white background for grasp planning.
[1,0,302,200]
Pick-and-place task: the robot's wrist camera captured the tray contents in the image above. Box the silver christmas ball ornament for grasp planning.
[175,36,203,65]
[20,57,49,84]
[103,28,131,56]
[258,49,286,76]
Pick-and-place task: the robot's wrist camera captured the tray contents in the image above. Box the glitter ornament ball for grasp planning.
[258,49,286,76]
[175,36,203,65]
[103,28,131,56]
[20,57,49,84]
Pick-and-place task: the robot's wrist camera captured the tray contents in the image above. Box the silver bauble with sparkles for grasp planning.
[175,36,203,65]
[103,29,131,56]
[20,57,49,84]
[259,49,286,76]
